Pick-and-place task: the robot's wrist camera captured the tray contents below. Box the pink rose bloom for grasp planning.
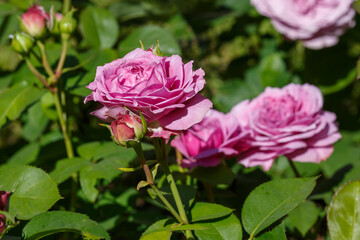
[231,83,341,171]
[85,48,212,139]
[251,0,356,49]
[171,109,250,168]
[21,4,49,38]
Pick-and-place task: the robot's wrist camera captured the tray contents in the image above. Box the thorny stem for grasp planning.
[153,139,195,239]
[133,144,183,223]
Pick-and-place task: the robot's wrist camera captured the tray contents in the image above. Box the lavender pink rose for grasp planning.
[171,109,250,168]
[231,83,341,170]
[251,0,356,49]
[85,48,212,138]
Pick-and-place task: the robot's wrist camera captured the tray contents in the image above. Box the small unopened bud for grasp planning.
[110,113,145,147]
[59,10,77,35]
[11,32,34,54]
[20,4,49,38]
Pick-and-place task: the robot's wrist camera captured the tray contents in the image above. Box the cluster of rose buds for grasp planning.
[11,4,76,55]
[0,191,10,235]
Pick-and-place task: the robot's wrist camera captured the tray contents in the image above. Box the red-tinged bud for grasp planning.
[20,4,49,38]
[110,113,145,147]
[0,191,10,234]
[10,32,34,54]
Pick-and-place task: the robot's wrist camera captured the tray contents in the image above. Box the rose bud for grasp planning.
[10,32,34,54]
[106,112,146,147]
[59,10,77,37]
[0,191,10,234]
[20,4,49,38]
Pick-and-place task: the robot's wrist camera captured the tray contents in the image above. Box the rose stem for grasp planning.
[55,36,68,81]
[154,139,195,239]
[133,143,184,223]
[287,158,301,178]
[53,90,77,213]
[204,182,215,203]
[24,58,55,93]
[63,0,71,15]
[37,41,55,79]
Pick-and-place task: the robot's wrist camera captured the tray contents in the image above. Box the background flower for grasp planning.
[172,109,249,168]
[251,0,356,49]
[85,48,212,138]
[232,83,341,170]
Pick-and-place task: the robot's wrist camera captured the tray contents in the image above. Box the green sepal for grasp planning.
[139,40,145,50]
[153,40,164,57]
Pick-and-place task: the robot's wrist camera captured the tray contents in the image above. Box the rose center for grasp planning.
[258,95,297,128]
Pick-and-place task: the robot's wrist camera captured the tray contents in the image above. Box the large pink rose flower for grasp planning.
[171,109,250,168]
[251,0,356,49]
[231,83,341,171]
[85,48,212,138]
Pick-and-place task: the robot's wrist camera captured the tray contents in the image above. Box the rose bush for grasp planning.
[231,83,341,170]
[172,109,249,168]
[251,0,356,49]
[85,48,212,138]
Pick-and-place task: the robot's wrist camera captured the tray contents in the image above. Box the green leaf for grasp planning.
[0,83,44,128]
[0,3,17,16]
[22,211,110,240]
[137,180,149,190]
[40,92,57,120]
[191,202,233,222]
[254,222,286,240]
[7,142,40,165]
[23,102,49,142]
[0,165,61,220]
[288,200,320,237]
[194,213,242,240]
[241,177,317,238]
[50,158,90,184]
[80,166,99,203]
[327,181,360,240]
[190,163,235,185]
[79,6,119,49]
[259,53,292,88]
[77,141,102,160]
[140,219,174,240]
[0,46,21,71]
[119,25,180,57]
